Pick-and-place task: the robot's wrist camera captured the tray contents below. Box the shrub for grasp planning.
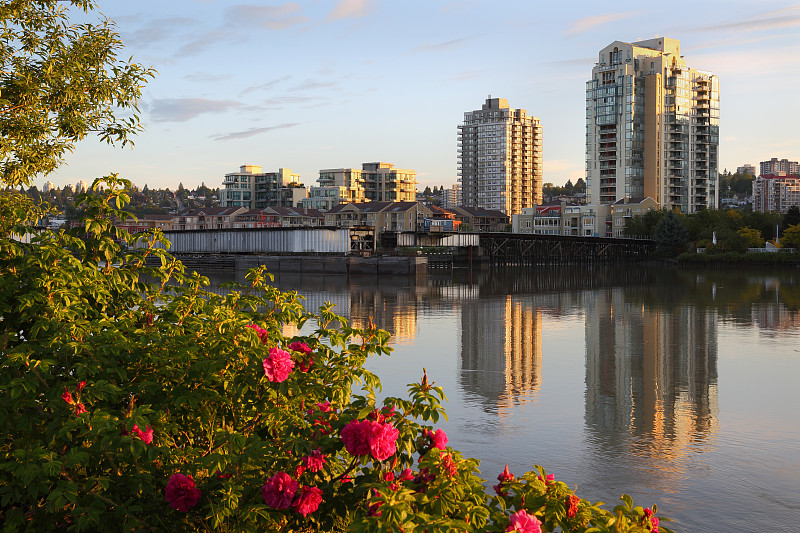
[0,181,673,532]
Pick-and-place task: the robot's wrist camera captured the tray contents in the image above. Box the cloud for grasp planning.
[565,12,639,36]
[148,98,244,122]
[117,16,199,49]
[687,14,800,34]
[325,0,374,22]
[288,79,339,92]
[262,96,327,109]
[211,123,299,141]
[406,37,473,55]
[239,76,292,97]
[225,3,310,30]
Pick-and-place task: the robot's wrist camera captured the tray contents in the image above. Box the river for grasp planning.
[203,264,800,532]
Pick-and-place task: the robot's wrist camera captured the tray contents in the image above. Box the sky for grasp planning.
[41,0,800,191]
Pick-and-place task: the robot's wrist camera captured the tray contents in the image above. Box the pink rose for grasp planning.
[246,323,269,343]
[426,428,448,450]
[495,465,515,495]
[498,465,515,483]
[340,419,398,461]
[317,401,332,412]
[302,448,327,472]
[165,473,201,512]
[131,424,154,445]
[288,341,312,355]
[263,347,294,382]
[293,485,323,516]
[341,419,373,457]
[398,468,414,481]
[368,420,399,461]
[440,454,458,477]
[262,472,298,510]
[506,510,542,533]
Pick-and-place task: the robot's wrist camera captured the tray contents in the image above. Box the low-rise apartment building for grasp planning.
[233,207,324,229]
[324,202,432,232]
[610,197,659,237]
[174,207,247,231]
[317,162,417,204]
[220,165,307,209]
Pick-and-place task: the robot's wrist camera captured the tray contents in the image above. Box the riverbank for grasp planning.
[160,253,429,278]
[677,251,800,266]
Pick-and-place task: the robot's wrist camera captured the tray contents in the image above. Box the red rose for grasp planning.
[293,485,322,516]
[261,472,298,510]
[165,473,201,512]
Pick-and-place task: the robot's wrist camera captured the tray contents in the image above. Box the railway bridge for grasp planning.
[477,233,655,264]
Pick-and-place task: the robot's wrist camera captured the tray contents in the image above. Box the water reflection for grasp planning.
[192,264,800,530]
[459,297,543,413]
[584,287,719,488]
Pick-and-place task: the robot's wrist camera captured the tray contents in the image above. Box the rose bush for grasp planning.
[0,3,672,530]
[0,181,674,532]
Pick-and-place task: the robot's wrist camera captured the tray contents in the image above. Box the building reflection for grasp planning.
[584,288,719,481]
[459,296,543,413]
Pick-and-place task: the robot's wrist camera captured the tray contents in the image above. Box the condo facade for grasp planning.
[220,165,306,209]
[586,38,719,213]
[316,162,417,204]
[752,174,800,213]
[760,158,799,177]
[458,97,543,215]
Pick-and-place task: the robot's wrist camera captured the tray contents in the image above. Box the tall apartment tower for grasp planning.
[458,97,543,215]
[759,158,799,177]
[586,38,719,213]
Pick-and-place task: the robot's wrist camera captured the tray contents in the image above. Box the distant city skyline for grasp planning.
[38,1,800,192]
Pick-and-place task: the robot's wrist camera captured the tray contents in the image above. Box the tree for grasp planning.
[0,4,674,531]
[653,210,688,255]
[624,209,663,238]
[781,205,800,234]
[738,227,763,248]
[781,223,800,249]
[0,183,673,532]
[0,0,155,187]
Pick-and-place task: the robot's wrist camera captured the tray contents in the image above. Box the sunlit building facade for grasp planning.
[317,162,417,204]
[586,38,719,213]
[584,288,719,480]
[220,165,306,209]
[759,158,799,177]
[458,97,543,215]
[460,296,543,412]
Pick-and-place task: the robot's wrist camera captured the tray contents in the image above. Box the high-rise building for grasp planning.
[585,38,719,213]
[736,164,756,176]
[442,184,460,208]
[458,97,543,215]
[759,158,799,177]
[752,174,800,213]
[220,165,306,209]
[316,162,416,203]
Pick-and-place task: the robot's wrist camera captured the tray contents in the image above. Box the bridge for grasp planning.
[477,233,655,264]
[139,227,655,266]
